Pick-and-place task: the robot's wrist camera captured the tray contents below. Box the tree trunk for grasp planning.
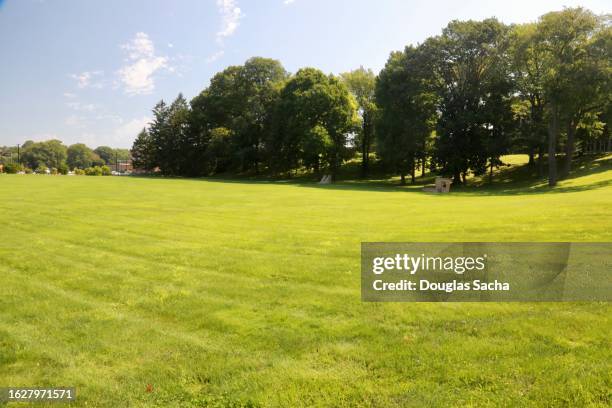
[461,171,466,185]
[254,144,260,175]
[528,146,535,166]
[421,139,427,177]
[563,119,576,176]
[364,142,369,175]
[361,112,369,178]
[421,156,426,177]
[489,159,494,184]
[453,170,461,185]
[411,159,415,184]
[361,136,368,178]
[400,173,406,185]
[548,104,559,187]
[330,152,339,183]
[538,144,544,177]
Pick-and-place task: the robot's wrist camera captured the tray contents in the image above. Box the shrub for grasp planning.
[36,165,49,174]
[57,163,69,175]
[74,168,85,175]
[24,167,33,174]
[3,163,23,174]
[50,167,58,175]
[85,166,103,176]
[100,165,111,176]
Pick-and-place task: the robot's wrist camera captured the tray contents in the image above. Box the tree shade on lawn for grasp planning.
[0,155,610,407]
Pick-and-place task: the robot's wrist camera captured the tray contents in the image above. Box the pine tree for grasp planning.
[131,128,155,171]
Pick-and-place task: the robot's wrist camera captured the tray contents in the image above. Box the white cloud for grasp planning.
[64,117,149,148]
[208,1,241,66]
[118,58,167,95]
[120,32,155,59]
[66,102,97,112]
[216,0,243,43]
[118,32,169,95]
[95,114,124,124]
[72,72,91,88]
[65,115,86,128]
[112,116,150,144]
[77,133,99,147]
[206,50,225,63]
[63,92,77,98]
[284,0,296,5]
[71,71,103,89]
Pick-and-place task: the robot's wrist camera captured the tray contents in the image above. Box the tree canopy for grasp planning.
[271,68,358,177]
[125,7,608,186]
[341,67,377,177]
[67,143,103,170]
[6,7,604,185]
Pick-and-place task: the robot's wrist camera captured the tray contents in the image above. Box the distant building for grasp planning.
[108,160,133,173]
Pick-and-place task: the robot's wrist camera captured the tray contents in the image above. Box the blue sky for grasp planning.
[0,0,609,148]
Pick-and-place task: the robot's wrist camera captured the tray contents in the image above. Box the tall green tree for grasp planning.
[189,66,242,174]
[204,127,233,174]
[272,68,358,179]
[559,13,610,175]
[510,23,548,174]
[131,128,155,171]
[426,19,512,184]
[376,47,438,184]
[148,100,172,174]
[537,7,601,186]
[340,67,377,177]
[190,57,287,174]
[235,57,288,173]
[166,93,191,175]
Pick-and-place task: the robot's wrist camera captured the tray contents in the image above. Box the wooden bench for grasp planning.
[423,177,453,193]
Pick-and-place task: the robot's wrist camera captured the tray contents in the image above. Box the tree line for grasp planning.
[0,141,130,174]
[4,8,608,186]
[134,8,610,186]
[131,62,359,181]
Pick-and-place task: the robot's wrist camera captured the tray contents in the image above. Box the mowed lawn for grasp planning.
[0,159,611,407]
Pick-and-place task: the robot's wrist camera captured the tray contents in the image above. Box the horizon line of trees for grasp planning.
[0,140,130,173]
[3,8,609,187]
[132,7,611,187]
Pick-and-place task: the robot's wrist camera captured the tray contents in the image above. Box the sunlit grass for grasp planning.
[0,158,610,407]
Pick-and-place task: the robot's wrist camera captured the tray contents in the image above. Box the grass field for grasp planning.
[0,155,611,407]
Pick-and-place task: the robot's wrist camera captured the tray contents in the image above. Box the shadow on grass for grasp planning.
[462,154,612,196]
[129,154,611,197]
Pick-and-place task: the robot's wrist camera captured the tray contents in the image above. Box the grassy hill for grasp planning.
[0,155,610,407]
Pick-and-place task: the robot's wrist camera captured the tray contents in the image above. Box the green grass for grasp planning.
[0,155,611,407]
